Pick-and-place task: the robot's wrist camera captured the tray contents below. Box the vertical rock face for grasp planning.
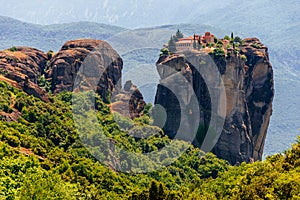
[0,40,145,119]
[47,39,123,102]
[154,38,274,165]
[110,80,146,119]
[47,39,145,117]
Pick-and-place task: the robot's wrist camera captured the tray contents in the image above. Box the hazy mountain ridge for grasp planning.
[0,16,126,51]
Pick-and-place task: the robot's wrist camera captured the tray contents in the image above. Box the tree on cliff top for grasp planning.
[175,29,184,40]
[168,36,176,53]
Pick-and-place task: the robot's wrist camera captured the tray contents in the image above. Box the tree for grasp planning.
[149,181,159,200]
[47,50,54,60]
[160,48,170,56]
[175,29,184,39]
[231,32,234,39]
[214,37,218,43]
[158,183,166,200]
[224,35,230,40]
[241,54,247,61]
[208,42,214,48]
[197,38,201,51]
[193,40,197,49]
[216,40,223,48]
[9,46,17,52]
[168,36,176,53]
[234,36,242,44]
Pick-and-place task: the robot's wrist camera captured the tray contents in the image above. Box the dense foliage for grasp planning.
[0,81,227,199]
[0,81,299,199]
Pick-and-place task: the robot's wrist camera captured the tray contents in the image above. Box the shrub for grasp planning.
[224,35,230,40]
[234,36,242,44]
[160,48,170,56]
[9,46,17,52]
[241,54,247,61]
[6,135,20,147]
[251,43,262,49]
[47,50,54,60]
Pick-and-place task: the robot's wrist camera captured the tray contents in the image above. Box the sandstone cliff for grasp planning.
[46,39,145,116]
[154,38,274,165]
[0,39,145,119]
[46,39,123,103]
[0,46,49,102]
[110,80,146,119]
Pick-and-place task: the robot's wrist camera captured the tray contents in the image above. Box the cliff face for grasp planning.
[46,39,145,116]
[46,39,123,103]
[0,47,49,102]
[110,80,146,119]
[154,38,274,165]
[0,39,145,119]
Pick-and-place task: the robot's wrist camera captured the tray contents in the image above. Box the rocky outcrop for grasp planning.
[0,40,146,119]
[154,38,274,165]
[111,80,146,119]
[46,39,145,117]
[46,39,123,103]
[0,47,49,102]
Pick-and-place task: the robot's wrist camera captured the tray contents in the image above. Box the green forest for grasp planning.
[0,80,299,199]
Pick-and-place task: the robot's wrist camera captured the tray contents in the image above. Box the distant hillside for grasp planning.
[0,16,126,51]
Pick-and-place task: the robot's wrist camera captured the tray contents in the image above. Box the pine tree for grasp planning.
[198,38,201,50]
[176,29,184,39]
[193,40,197,49]
[168,36,176,53]
[234,36,242,44]
[158,183,166,200]
[149,181,159,200]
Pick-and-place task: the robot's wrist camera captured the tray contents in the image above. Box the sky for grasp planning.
[0,0,234,28]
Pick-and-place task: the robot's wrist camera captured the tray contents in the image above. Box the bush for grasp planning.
[251,43,262,49]
[6,135,20,147]
[9,46,17,52]
[224,35,230,40]
[234,36,242,44]
[47,50,54,60]
[160,48,170,56]
[241,54,247,61]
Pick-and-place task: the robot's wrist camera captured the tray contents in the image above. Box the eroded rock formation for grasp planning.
[111,80,146,119]
[47,39,145,117]
[46,39,123,103]
[154,38,274,165]
[0,39,145,119]
[0,47,49,102]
